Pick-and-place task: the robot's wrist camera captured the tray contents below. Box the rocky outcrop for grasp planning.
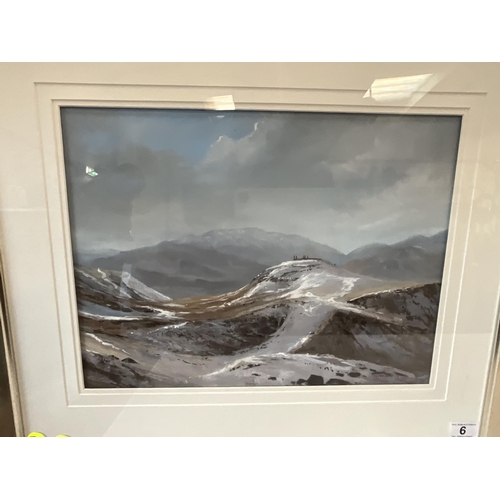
[292,283,440,378]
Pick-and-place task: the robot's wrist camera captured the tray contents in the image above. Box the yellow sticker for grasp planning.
[56,434,69,438]
[27,432,46,437]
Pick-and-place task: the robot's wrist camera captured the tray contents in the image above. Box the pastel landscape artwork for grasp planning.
[60,107,461,388]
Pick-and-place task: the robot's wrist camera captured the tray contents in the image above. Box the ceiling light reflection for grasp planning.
[205,95,235,111]
[363,74,434,102]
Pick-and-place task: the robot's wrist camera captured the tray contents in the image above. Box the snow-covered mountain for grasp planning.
[178,228,344,266]
[293,283,439,375]
[88,227,448,299]
[90,228,345,299]
[75,266,169,303]
[77,258,439,388]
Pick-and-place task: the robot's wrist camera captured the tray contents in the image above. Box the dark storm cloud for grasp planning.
[60,108,461,253]
[199,113,459,208]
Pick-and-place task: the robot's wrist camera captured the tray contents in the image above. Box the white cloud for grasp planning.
[198,120,279,183]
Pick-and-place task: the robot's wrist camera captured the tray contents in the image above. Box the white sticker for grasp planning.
[449,423,478,437]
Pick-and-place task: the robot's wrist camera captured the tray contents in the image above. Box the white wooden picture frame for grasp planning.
[1,63,499,436]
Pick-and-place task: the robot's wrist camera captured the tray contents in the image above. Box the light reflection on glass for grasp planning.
[364,74,434,102]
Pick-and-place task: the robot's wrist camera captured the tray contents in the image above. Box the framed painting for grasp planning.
[1,63,500,436]
[60,106,460,389]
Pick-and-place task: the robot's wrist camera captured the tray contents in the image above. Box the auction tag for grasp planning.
[449,423,478,437]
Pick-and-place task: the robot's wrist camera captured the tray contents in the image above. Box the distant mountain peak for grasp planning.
[182,227,326,244]
[342,229,448,282]
[177,227,345,265]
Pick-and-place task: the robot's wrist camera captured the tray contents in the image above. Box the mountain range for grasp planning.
[78,258,439,388]
[343,231,448,281]
[83,227,448,299]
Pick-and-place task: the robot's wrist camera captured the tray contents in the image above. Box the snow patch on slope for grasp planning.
[203,352,416,386]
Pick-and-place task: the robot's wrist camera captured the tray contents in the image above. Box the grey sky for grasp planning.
[61,107,461,254]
